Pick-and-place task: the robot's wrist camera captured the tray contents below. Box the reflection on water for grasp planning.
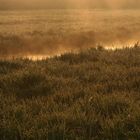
[22,55,50,60]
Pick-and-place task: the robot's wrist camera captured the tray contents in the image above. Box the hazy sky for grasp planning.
[0,0,140,9]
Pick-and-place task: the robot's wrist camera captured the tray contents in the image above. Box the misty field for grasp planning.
[0,10,140,57]
[0,8,140,140]
[0,45,140,140]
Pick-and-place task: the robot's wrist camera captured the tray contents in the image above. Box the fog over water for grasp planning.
[0,9,140,59]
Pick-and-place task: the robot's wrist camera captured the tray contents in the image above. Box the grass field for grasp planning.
[0,45,140,140]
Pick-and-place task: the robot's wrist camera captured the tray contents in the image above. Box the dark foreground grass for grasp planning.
[0,46,140,140]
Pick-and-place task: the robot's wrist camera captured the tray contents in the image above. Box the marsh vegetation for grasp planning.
[0,45,140,139]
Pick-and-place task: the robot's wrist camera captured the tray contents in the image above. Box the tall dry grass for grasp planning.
[0,45,140,139]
